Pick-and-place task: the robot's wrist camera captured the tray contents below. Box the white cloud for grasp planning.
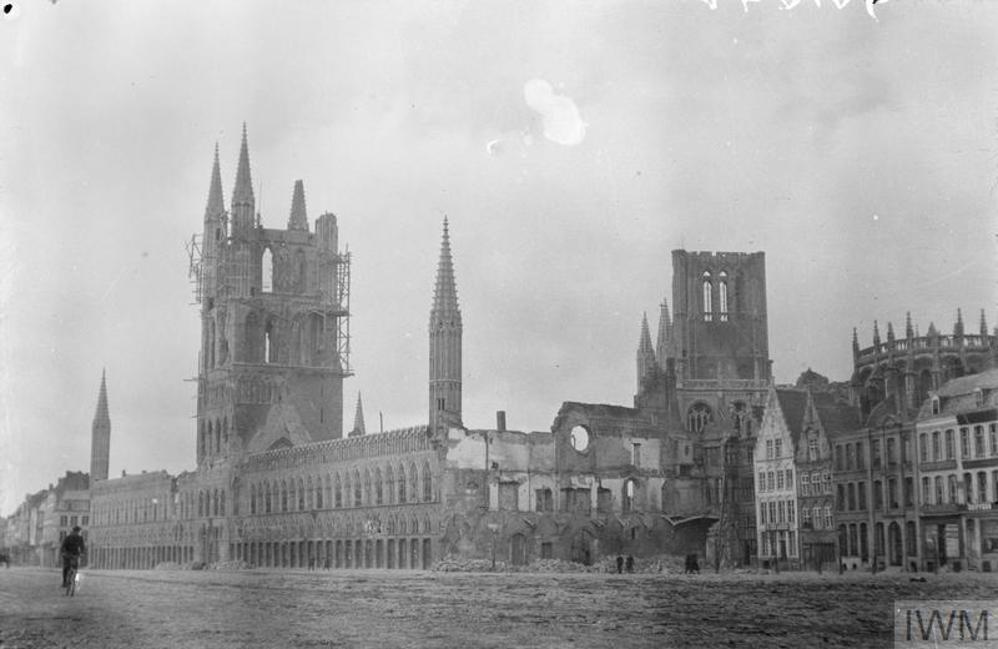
[523,79,586,146]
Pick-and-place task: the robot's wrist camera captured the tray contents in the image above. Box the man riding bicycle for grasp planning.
[60,526,86,588]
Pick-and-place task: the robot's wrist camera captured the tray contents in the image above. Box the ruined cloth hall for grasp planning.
[86,129,769,570]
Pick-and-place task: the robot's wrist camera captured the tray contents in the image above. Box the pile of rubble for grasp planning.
[430,554,690,574]
[208,560,252,571]
[431,557,508,572]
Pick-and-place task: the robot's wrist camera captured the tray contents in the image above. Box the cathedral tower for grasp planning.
[192,126,352,463]
[429,218,462,434]
[90,370,110,482]
[669,250,770,383]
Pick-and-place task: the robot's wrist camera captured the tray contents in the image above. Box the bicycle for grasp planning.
[64,558,80,597]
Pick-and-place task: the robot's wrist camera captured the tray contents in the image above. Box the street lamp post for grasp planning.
[487,523,499,571]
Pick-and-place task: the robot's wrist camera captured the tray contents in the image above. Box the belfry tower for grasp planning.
[189,126,352,464]
[429,218,462,434]
[90,369,110,482]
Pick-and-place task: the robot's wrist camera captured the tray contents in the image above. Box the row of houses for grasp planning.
[756,368,998,573]
[1,471,91,567]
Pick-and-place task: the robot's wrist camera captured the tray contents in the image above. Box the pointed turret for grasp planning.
[204,143,225,222]
[905,312,914,340]
[287,179,309,232]
[887,321,895,345]
[655,297,672,368]
[954,308,964,338]
[230,123,256,236]
[349,392,366,437]
[927,321,939,343]
[637,312,656,390]
[90,370,111,482]
[429,218,462,434]
[852,327,860,358]
[873,320,881,348]
[981,310,989,338]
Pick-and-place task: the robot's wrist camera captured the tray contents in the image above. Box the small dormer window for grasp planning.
[931,396,940,416]
[975,388,984,408]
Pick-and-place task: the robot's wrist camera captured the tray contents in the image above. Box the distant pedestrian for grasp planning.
[625,555,634,573]
[615,555,624,574]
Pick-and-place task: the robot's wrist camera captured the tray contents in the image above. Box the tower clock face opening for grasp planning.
[569,425,590,452]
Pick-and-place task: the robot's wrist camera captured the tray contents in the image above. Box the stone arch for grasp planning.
[242,311,263,363]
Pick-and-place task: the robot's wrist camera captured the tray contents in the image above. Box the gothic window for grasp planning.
[261,247,273,293]
[222,417,228,446]
[975,426,985,458]
[386,466,395,505]
[718,271,728,321]
[250,484,257,514]
[397,465,407,504]
[422,462,432,502]
[702,272,713,321]
[409,463,419,503]
[363,469,372,505]
[265,320,277,364]
[808,438,818,462]
[334,474,342,508]
[281,481,288,512]
[353,469,362,507]
[375,468,384,505]
[687,403,713,435]
[314,476,323,509]
[731,401,748,436]
[215,419,222,454]
[298,478,305,510]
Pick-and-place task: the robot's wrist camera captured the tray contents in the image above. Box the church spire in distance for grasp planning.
[431,217,460,322]
[429,218,462,434]
[90,369,111,482]
[288,179,309,231]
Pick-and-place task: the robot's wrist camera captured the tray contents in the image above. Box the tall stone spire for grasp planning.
[205,143,225,221]
[873,320,881,348]
[954,308,964,338]
[886,321,895,345]
[655,297,672,368]
[287,179,309,232]
[905,312,914,340]
[852,327,860,358]
[350,392,366,437]
[90,369,111,482]
[429,218,462,434]
[230,123,256,236]
[637,312,656,390]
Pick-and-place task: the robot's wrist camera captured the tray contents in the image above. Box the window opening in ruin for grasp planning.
[569,425,590,452]
[687,403,712,435]
[261,248,273,293]
[702,274,713,322]
[719,271,728,321]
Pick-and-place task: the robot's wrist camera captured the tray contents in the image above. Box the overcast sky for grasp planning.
[2,0,997,515]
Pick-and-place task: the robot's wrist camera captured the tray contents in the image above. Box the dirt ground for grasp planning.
[0,567,995,648]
